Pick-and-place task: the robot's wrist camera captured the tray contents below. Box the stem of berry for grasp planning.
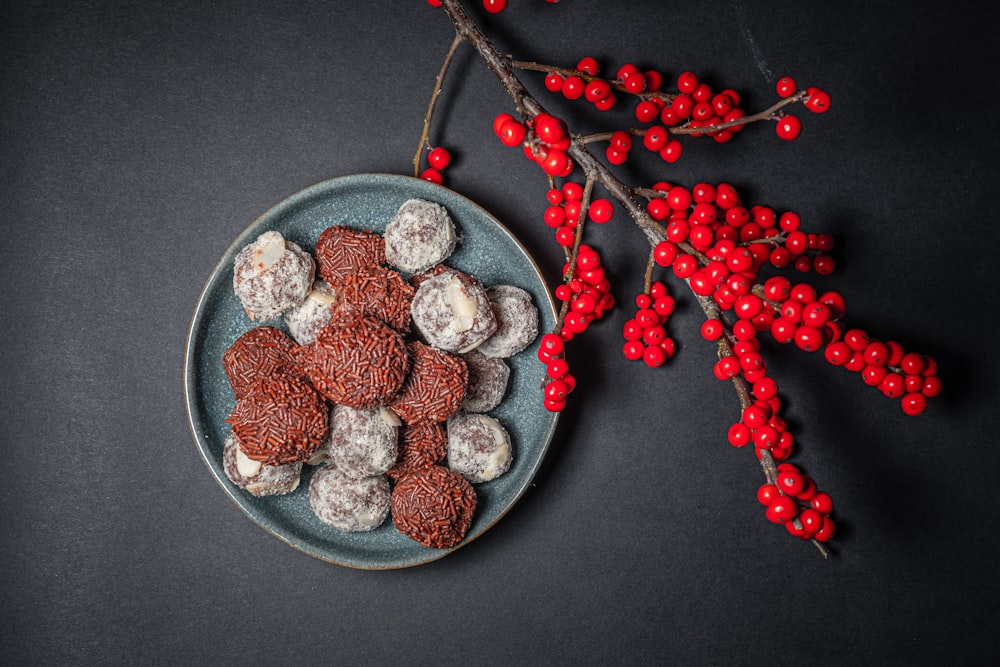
[414,32,465,178]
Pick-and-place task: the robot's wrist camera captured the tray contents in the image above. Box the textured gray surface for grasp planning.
[2,1,998,664]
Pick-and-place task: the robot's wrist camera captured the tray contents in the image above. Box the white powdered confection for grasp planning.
[446,411,513,484]
[233,230,315,320]
[308,466,390,532]
[222,433,302,497]
[475,284,539,358]
[460,350,510,412]
[323,405,400,479]
[410,269,497,353]
[384,198,458,274]
[284,280,340,345]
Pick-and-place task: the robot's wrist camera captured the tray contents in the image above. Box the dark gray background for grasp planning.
[3,1,998,664]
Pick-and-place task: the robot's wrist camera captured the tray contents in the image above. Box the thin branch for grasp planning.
[414,32,465,178]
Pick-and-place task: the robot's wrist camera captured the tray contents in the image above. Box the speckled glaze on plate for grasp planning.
[184,173,559,569]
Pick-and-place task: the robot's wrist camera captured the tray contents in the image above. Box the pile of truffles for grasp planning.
[222,198,539,549]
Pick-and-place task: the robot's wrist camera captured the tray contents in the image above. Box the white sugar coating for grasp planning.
[410,269,497,353]
[308,466,390,532]
[323,405,400,479]
[475,285,540,358]
[233,230,315,320]
[222,432,302,497]
[446,411,513,484]
[284,280,340,345]
[384,198,458,274]
[460,350,510,412]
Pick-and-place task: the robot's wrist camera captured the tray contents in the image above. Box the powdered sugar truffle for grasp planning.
[322,405,400,479]
[233,230,315,320]
[446,411,513,484]
[460,350,510,412]
[283,281,341,345]
[384,198,457,274]
[475,284,539,358]
[410,269,497,353]
[308,466,390,533]
[222,433,302,497]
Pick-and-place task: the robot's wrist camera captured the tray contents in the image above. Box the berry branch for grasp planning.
[417,0,940,556]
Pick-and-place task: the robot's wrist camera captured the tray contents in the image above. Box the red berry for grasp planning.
[588,199,614,223]
[757,483,780,506]
[810,491,834,515]
[775,115,802,140]
[728,422,752,447]
[765,496,798,524]
[584,79,612,103]
[901,392,928,416]
[775,76,797,98]
[622,340,645,361]
[482,0,507,13]
[814,517,836,542]
[804,87,831,113]
[561,75,585,100]
[634,99,660,123]
[498,119,526,146]
[428,146,452,170]
[677,71,699,94]
[643,126,669,152]
[643,345,668,368]
[547,358,569,379]
[544,72,565,92]
[420,168,443,184]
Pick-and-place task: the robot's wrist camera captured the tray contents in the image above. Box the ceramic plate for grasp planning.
[184,173,559,569]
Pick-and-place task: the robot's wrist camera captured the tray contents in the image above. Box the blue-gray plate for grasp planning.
[184,173,559,569]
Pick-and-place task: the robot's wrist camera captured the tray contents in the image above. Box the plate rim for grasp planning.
[183,172,559,569]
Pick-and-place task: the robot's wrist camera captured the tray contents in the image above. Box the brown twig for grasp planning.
[437,0,829,558]
[413,32,465,178]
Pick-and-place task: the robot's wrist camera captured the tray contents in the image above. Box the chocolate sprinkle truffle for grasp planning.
[339,267,415,334]
[384,198,458,274]
[389,341,468,424]
[410,269,497,353]
[391,464,477,549]
[314,225,385,284]
[226,374,329,466]
[233,230,315,321]
[309,466,390,533]
[222,325,300,400]
[296,315,411,409]
[387,421,448,481]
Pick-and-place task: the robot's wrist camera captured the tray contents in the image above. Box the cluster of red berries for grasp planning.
[538,243,615,413]
[541,180,614,247]
[621,281,677,368]
[647,181,834,279]
[757,462,836,543]
[543,57,620,112]
[822,326,942,416]
[419,146,452,184]
[493,112,576,178]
